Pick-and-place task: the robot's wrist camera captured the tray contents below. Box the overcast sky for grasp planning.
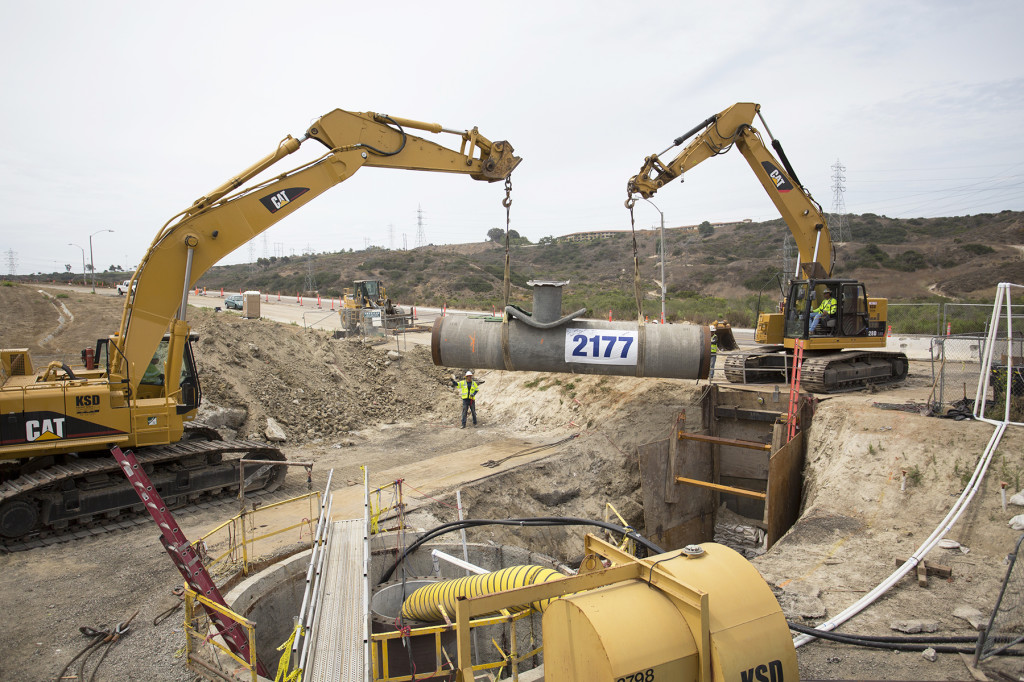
[2,1,1022,276]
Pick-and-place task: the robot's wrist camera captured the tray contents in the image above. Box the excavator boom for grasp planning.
[627,102,832,280]
[627,103,907,392]
[114,110,520,395]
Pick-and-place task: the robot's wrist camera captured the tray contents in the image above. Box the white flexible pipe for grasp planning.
[795,282,1020,647]
[431,549,488,575]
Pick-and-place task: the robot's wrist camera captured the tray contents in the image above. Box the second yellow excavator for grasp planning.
[628,102,908,392]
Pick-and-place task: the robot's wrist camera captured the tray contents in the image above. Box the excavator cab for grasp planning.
[136,333,201,415]
[784,279,878,343]
[353,280,383,306]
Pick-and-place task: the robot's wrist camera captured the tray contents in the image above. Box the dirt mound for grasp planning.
[187,307,452,443]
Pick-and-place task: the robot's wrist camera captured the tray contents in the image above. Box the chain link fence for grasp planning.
[888,303,1023,337]
[929,335,987,414]
[977,534,1024,663]
[882,302,1024,415]
[943,303,1010,336]
[887,303,941,336]
[929,329,1024,416]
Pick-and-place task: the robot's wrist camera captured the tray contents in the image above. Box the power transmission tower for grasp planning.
[402,233,408,250]
[262,235,269,258]
[781,234,793,279]
[415,205,426,248]
[248,244,256,274]
[830,159,848,242]
[274,242,284,258]
[388,224,394,250]
[6,249,17,276]
[303,244,317,293]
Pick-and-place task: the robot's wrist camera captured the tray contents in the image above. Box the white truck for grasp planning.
[116,279,135,295]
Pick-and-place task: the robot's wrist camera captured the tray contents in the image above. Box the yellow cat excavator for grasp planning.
[0,110,519,541]
[628,102,908,392]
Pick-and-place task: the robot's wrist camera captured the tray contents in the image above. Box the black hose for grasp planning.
[378,517,664,584]
[358,115,407,157]
[771,138,802,188]
[788,621,1021,655]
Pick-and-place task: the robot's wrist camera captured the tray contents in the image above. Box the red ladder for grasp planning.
[786,339,805,442]
[111,446,269,678]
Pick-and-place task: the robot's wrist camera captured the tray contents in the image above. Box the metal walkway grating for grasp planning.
[307,519,367,682]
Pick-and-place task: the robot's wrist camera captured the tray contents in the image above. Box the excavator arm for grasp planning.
[112,110,520,394]
[627,102,832,281]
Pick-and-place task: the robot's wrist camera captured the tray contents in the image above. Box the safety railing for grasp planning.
[370,607,539,682]
[290,471,335,677]
[195,490,322,583]
[369,479,406,536]
[183,588,260,682]
[603,502,636,556]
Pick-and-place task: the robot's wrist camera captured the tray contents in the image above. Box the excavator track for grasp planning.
[0,438,287,548]
[722,349,909,393]
[799,350,909,393]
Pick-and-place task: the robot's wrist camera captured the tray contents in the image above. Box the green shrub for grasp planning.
[891,250,928,272]
[457,277,492,293]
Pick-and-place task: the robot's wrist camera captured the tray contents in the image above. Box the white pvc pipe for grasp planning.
[431,549,488,575]
[974,283,1024,427]
[795,424,1005,647]
[794,282,1021,648]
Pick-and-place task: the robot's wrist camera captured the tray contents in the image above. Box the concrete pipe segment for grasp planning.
[431,280,711,380]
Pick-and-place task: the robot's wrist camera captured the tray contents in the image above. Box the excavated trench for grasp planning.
[228,378,809,676]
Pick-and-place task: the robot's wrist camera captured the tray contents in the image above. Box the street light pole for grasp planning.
[88,229,114,294]
[643,199,666,324]
[68,243,86,286]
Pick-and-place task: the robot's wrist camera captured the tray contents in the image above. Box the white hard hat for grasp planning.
[465,370,473,376]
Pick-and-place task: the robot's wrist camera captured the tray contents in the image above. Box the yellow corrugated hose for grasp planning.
[401,565,564,622]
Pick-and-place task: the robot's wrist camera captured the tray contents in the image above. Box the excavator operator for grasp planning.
[809,289,837,334]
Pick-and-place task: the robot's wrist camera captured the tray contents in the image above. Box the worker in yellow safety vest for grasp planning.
[451,370,481,428]
[710,332,718,379]
[808,289,837,334]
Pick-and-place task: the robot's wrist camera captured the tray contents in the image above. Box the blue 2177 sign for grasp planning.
[564,328,638,365]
